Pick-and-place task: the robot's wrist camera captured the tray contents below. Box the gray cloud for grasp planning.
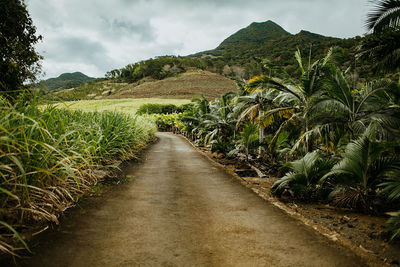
[100,18,156,42]
[26,0,368,79]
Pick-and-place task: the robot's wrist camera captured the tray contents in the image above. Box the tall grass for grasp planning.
[0,98,155,255]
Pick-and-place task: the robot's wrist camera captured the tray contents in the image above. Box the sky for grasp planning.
[26,0,371,79]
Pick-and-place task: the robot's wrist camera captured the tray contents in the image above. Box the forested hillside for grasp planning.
[40,72,95,91]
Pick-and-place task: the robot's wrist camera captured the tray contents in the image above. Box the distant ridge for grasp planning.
[41,72,95,91]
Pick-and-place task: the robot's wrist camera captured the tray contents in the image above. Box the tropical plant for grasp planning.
[386,211,400,241]
[229,123,259,161]
[246,48,334,153]
[319,126,397,210]
[202,93,237,152]
[379,165,400,240]
[380,165,400,200]
[235,89,277,156]
[358,28,400,73]
[301,69,400,148]
[366,0,400,33]
[272,151,335,199]
[360,0,400,72]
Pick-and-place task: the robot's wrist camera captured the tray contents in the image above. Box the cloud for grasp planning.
[26,0,368,79]
[100,18,156,42]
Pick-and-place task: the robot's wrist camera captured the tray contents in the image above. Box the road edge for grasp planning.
[176,132,388,267]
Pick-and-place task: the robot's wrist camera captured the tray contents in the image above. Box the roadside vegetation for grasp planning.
[152,0,400,240]
[156,55,400,240]
[0,1,158,256]
[0,95,156,255]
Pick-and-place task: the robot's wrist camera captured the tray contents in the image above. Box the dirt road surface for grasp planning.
[14,132,365,266]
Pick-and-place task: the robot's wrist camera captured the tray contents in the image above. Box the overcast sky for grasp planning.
[26,0,371,79]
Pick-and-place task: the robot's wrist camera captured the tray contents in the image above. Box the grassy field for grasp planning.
[52,98,191,115]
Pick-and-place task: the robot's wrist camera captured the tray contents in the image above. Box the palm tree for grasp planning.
[366,0,400,33]
[360,0,400,72]
[181,96,210,140]
[201,92,237,152]
[246,48,334,153]
[297,66,400,151]
[319,126,398,210]
[272,151,335,199]
[358,28,400,72]
[235,89,277,156]
[231,123,259,162]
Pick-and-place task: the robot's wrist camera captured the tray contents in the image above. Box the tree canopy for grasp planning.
[0,0,42,100]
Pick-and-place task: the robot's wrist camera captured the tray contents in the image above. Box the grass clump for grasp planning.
[0,98,155,255]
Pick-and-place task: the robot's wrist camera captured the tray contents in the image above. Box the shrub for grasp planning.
[272,151,336,200]
[136,103,179,115]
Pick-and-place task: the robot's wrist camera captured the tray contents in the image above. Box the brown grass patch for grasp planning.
[109,70,238,100]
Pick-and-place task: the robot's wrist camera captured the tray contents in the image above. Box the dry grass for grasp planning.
[111,70,238,100]
[42,70,238,102]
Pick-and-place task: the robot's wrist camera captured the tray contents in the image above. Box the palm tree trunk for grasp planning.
[258,110,264,157]
[305,119,312,152]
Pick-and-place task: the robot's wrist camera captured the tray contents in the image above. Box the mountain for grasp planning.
[193,20,360,78]
[41,72,96,91]
[217,20,291,48]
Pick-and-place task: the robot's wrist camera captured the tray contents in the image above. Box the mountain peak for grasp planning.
[217,20,291,49]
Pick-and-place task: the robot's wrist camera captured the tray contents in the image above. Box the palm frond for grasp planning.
[366,0,400,33]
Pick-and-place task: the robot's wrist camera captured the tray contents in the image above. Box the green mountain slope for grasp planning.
[194,20,360,78]
[41,72,96,91]
[218,20,291,48]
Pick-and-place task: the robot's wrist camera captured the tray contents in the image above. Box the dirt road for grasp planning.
[15,132,365,266]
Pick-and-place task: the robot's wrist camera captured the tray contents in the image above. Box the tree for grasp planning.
[236,89,277,156]
[0,0,42,100]
[357,29,400,72]
[359,0,400,73]
[366,0,400,33]
[246,48,333,153]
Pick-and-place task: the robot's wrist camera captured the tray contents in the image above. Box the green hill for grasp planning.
[218,20,291,48]
[40,72,96,91]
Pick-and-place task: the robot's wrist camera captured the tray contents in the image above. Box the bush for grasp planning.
[151,113,183,131]
[136,103,179,115]
[272,151,336,200]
